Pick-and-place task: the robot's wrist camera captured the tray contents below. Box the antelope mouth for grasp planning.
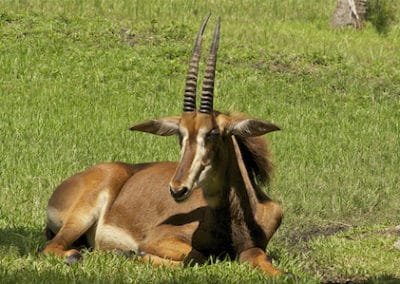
[169,162,208,202]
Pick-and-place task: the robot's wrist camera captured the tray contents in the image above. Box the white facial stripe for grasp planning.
[196,163,212,187]
[179,126,189,138]
[179,127,189,156]
[186,127,209,187]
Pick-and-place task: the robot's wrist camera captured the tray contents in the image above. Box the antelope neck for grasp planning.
[201,135,259,213]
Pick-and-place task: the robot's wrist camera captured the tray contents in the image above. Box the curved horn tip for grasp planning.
[201,13,212,33]
[192,14,212,54]
[211,17,221,52]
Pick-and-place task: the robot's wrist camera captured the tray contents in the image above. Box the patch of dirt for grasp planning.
[120,27,158,47]
[384,225,400,236]
[120,27,136,46]
[283,223,353,250]
[284,224,400,251]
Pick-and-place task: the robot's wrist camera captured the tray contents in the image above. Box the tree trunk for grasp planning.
[332,0,367,28]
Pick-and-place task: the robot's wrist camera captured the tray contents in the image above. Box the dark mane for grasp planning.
[215,111,275,201]
[235,133,273,202]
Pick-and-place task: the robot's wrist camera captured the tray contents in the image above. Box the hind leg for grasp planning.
[239,247,283,276]
[43,204,99,263]
[43,163,134,262]
[138,224,207,267]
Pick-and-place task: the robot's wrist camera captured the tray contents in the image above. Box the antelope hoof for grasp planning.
[137,249,147,258]
[65,250,82,265]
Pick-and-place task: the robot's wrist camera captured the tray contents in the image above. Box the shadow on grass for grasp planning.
[0,226,45,255]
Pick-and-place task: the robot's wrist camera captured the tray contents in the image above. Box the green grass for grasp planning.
[307,225,400,282]
[1,1,400,283]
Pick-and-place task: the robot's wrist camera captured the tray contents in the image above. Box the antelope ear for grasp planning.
[130,116,180,136]
[230,119,281,137]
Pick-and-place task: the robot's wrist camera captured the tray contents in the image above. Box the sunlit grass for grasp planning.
[307,225,400,281]
[1,1,399,282]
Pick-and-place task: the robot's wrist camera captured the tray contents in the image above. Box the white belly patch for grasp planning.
[95,224,139,252]
[46,206,63,232]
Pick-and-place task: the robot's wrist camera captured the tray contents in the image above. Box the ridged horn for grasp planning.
[183,14,211,112]
[199,17,220,114]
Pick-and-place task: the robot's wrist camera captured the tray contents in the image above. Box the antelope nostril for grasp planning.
[169,186,189,201]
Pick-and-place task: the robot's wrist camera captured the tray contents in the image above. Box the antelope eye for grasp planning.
[206,128,220,140]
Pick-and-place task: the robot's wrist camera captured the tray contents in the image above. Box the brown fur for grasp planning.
[42,16,284,276]
[42,112,284,275]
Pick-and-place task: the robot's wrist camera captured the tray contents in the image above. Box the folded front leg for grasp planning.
[139,237,207,267]
[239,247,283,276]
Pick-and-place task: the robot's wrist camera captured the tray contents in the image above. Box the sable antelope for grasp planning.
[43,15,284,276]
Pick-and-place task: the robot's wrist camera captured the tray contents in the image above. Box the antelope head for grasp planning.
[130,15,280,203]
